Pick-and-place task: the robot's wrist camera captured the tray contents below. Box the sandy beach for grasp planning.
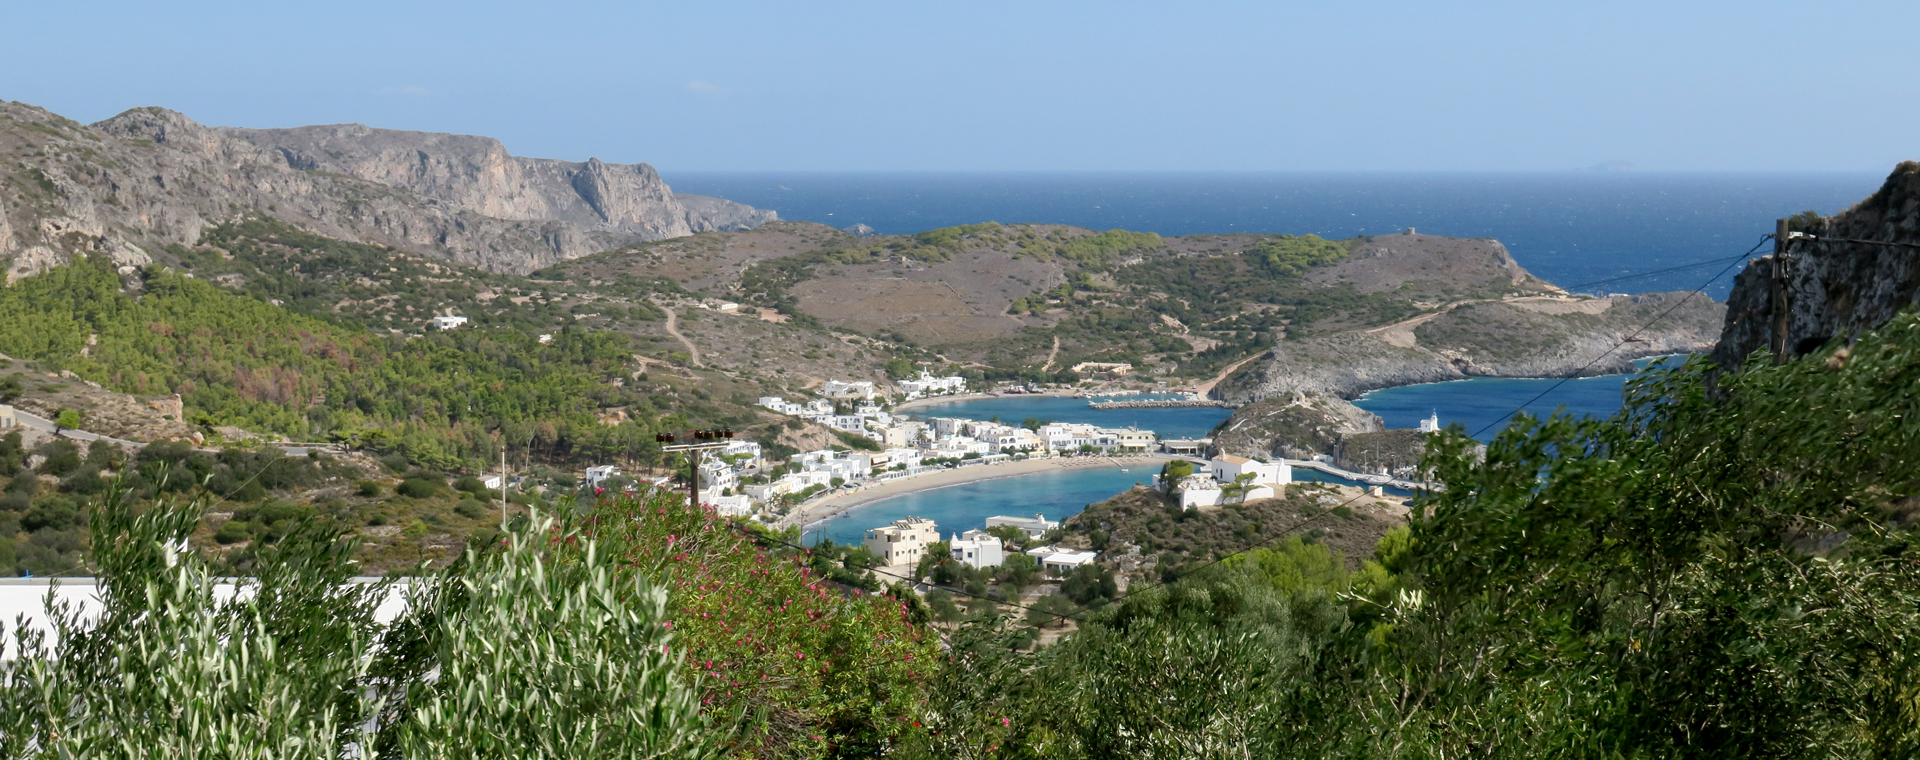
[779,453,1175,530]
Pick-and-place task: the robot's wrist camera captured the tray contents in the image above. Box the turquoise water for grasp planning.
[904,395,1232,440]
[1351,358,1672,442]
[807,466,1146,546]
[808,462,1397,546]
[831,366,1676,543]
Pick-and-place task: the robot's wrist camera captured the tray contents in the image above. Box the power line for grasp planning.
[1466,235,1772,440]
[1554,253,1753,293]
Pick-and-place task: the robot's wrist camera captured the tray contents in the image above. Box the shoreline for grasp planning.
[780,454,1175,531]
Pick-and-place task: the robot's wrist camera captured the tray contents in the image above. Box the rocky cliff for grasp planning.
[1712,161,1920,370]
[0,101,773,279]
[220,124,773,237]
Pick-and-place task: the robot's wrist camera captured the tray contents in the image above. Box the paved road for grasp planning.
[8,408,146,448]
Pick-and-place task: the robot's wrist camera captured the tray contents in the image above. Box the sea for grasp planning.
[670,171,1880,299]
[688,172,1882,542]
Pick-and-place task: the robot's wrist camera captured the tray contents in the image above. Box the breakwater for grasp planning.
[1088,398,1231,409]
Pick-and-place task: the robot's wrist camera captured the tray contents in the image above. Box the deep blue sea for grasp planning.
[670,171,1878,298]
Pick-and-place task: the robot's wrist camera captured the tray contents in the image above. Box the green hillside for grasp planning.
[0,258,670,470]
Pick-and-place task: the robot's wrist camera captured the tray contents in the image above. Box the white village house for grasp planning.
[947,529,1005,569]
[864,517,940,568]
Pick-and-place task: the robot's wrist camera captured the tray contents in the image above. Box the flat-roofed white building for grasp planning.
[986,514,1058,538]
[1210,454,1290,486]
[821,379,876,401]
[0,404,14,429]
[1026,545,1098,576]
[948,529,1005,569]
[864,516,939,567]
[430,315,468,331]
[584,465,621,489]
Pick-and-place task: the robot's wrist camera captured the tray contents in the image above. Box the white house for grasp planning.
[0,404,14,429]
[481,474,503,490]
[948,529,1005,569]
[898,371,967,400]
[538,334,553,344]
[430,315,469,331]
[1176,474,1224,509]
[708,494,754,516]
[1210,454,1290,487]
[584,465,621,489]
[821,379,876,401]
[864,516,940,567]
[698,460,738,490]
[1026,545,1098,576]
[986,514,1058,538]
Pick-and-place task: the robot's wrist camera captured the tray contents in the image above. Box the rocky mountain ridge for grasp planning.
[0,101,772,280]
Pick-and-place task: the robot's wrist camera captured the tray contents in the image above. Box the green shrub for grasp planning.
[397,478,441,499]
[213,519,251,544]
[454,499,488,520]
[356,480,382,497]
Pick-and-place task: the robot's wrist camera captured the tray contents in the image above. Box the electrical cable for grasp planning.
[1466,235,1772,440]
[1553,253,1753,292]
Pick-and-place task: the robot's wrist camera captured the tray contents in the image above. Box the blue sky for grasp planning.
[3,1,1914,171]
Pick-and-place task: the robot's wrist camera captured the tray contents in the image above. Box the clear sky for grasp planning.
[3,1,1914,172]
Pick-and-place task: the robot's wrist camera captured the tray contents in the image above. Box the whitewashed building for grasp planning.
[898,371,967,400]
[821,379,876,401]
[864,517,940,567]
[584,465,621,489]
[0,404,14,429]
[1026,545,1098,576]
[986,514,1058,538]
[948,529,1005,569]
[1209,454,1290,487]
[430,315,468,331]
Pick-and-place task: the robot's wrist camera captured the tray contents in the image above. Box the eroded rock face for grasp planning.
[0,102,774,278]
[1210,394,1384,460]
[1713,161,1920,370]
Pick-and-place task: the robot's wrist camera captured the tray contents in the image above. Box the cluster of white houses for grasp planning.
[860,514,1098,574]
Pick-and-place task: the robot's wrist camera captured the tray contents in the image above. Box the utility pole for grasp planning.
[499,447,508,525]
[659,429,736,510]
[1771,218,1793,364]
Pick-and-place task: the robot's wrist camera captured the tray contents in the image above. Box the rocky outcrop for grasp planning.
[678,194,779,232]
[1333,429,1430,476]
[1713,162,1920,370]
[1210,394,1383,460]
[0,102,773,279]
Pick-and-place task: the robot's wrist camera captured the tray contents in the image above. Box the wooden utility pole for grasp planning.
[660,429,735,510]
[499,448,509,524]
[1771,218,1793,364]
